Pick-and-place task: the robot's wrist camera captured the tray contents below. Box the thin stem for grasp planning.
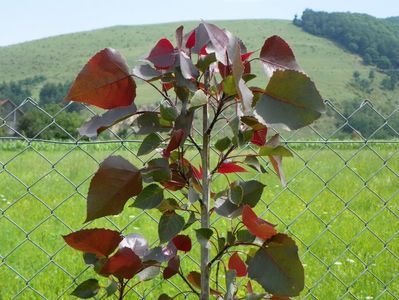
[200,71,211,300]
[131,74,173,106]
[208,242,262,268]
[188,134,202,153]
[210,145,236,176]
[122,280,141,298]
[118,278,125,300]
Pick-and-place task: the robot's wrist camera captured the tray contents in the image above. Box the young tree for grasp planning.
[62,22,325,299]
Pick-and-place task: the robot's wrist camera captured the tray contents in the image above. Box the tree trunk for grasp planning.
[200,100,210,300]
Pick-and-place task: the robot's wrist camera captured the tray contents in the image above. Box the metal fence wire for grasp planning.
[0,98,398,299]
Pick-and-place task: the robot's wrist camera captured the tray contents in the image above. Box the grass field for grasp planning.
[0,141,398,299]
[1,19,398,108]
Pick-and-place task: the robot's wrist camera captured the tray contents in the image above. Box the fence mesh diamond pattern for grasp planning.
[0,98,398,299]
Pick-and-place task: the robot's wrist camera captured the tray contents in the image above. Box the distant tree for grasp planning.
[0,81,31,104]
[368,70,375,80]
[39,82,70,105]
[18,103,83,139]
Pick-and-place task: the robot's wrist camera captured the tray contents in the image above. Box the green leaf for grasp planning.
[197,53,216,72]
[158,198,180,213]
[158,294,173,300]
[237,229,255,243]
[86,156,142,222]
[218,237,226,252]
[132,64,162,81]
[132,184,164,209]
[229,116,240,137]
[158,212,185,243]
[132,112,171,134]
[138,266,160,281]
[83,253,98,265]
[71,279,100,299]
[227,231,236,245]
[214,137,231,152]
[189,89,208,110]
[195,228,213,247]
[137,133,162,156]
[160,103,178,122]
[238,130,253,146]
[214,198,241,218]
[142,158,171,183]
[229,183,243,205]
[183,211,197,230]
[255,70,325,131]
[247,234,304,297]
[222,75,237,96]
[239,180,265,207]
[79,104,138,139]
[243,156,267,173]
[258,145,293,157]
[188,186,200,204]
[105,280,118,297]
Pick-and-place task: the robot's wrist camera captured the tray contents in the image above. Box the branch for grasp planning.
[188,134,202,153]
[210,145,236,176]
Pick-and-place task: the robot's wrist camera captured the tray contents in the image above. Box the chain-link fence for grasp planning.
[0,98,398,299]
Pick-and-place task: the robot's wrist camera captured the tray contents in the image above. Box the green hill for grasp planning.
[0,19,398,108]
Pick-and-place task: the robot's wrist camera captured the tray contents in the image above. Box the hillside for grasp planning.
[0,19,398,108]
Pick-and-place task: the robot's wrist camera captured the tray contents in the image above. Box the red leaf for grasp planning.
[246,281,254,293]
[199,45,208,56]
[217,162,247,174]
[186,30,196,49]
[267,134,287,187]
[100,248,143,279]
[269,155,286,187]
[146,38,176,69]
[191,165,202,181]
[218,62,231,79]
[163,129,185,158]
[162,167,186,191]
[242,205,277,240]
[251,127,268,146]
[65,48,136,109]
[63,228,122,257]
[163,255,180,279]
[187,271,222,296]
[260,36,301,74]
[241,51,254,61]
[172,235,192,252]
[162,82,174,91]
[228,252,247,277]
[86,156,142,222]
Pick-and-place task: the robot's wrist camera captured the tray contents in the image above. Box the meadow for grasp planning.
[0,141,398,299]
[1,19,398,108]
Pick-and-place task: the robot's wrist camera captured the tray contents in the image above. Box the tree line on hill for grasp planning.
[294,9,399,90]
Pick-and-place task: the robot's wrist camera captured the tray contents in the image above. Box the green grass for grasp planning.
[0,141,398,299]
[1,19,398,108]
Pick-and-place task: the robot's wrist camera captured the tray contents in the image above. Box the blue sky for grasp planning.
[1,0,398,46]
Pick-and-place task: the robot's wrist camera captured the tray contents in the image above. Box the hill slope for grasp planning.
[0,19,398,107]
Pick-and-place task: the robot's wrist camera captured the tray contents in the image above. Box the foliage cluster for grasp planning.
[61,22,325,299]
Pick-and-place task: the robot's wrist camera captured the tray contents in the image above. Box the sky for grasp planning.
[1,0,398,47]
